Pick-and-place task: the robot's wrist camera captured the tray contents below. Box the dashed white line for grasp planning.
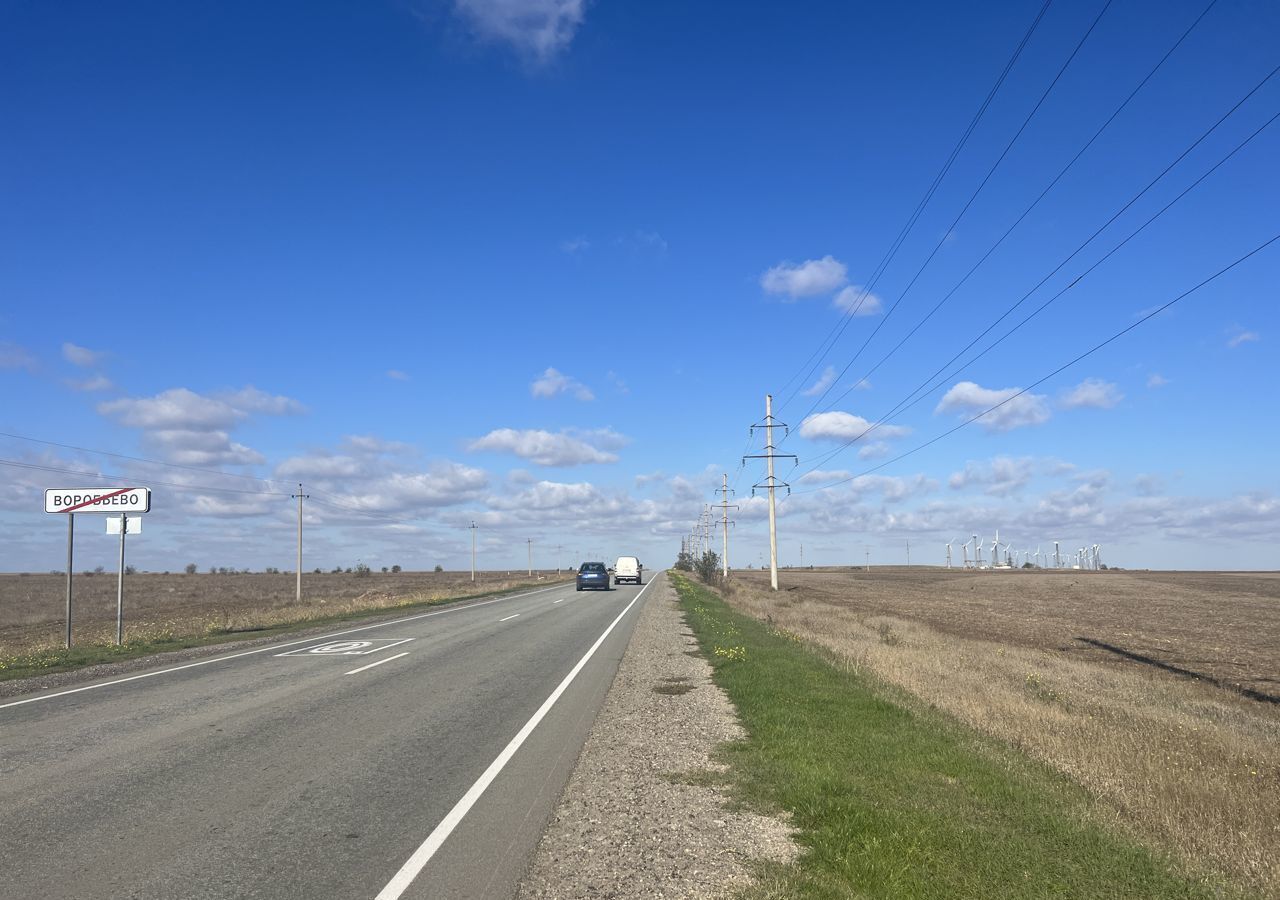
[498,614,520,623]
[374,578,652,900]
[345,652,410,675]
[553,598,566,604]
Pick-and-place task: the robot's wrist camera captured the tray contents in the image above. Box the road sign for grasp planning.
[45,487,151,514]
[106,516,141,535]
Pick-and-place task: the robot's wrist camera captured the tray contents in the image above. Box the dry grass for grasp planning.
[0,570,571,663]
[718,568,1280,898]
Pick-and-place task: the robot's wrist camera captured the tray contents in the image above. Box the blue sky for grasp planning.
[2,0,1277,573]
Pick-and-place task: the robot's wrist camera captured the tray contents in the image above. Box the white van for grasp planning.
[614,556,642,585]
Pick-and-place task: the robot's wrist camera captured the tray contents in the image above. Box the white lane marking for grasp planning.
[375,579,653,900]
[553,598,566,604]
[276,638,414,658]
[345,652,410,676]
[0,582,573,711]
[498,614,520,623]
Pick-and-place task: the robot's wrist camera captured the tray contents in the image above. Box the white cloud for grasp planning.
[799,411,910,442]
[530,367,594,401]
[452,0,587,62]
[1133,473,1165,497]
[802,366,836,397]
[935,381,1050,432]
[635,471,668,487]
[62,342,103,367]
[0,341,37,371]
[215,386,306,416]
[858,442,890,460]
[1146,373,1168,388]
[948,457,1034,497]
[66,374,113,392]
[1060,378,1123,410]
[386,369,411,381]
[832,285,883,316]
[98,385,304,469]
[147,429,266,466]
[559,236,589,254]
[468,427,621,466]
[276,438,488,515]
[760,255,847,299]
[1227,328,1260,348]
[606,370,629,394]
[798,469,853,484]
[99,388,244,430]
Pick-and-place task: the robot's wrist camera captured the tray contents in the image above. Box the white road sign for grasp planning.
[45,487,152,514]
[106,516,142,535]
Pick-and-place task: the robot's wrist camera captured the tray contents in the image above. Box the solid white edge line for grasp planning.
[498,614,520,622]
[0,582,570,711]
[344,652,410,676]
[374,581,653,900]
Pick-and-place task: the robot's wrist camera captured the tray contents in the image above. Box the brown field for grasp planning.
[722,567,1280,897]
[0,569,572,656]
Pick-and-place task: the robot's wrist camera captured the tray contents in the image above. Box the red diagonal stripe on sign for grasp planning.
[64,488,133,513]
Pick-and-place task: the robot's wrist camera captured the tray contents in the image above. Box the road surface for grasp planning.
[1,578,651,899]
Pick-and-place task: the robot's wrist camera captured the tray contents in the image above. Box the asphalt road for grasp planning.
[1,577,652,899]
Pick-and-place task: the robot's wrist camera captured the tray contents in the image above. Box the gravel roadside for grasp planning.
[517,572,797,899]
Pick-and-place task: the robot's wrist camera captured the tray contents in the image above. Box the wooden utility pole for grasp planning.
[744,394,797,591]
[527,538,533,576]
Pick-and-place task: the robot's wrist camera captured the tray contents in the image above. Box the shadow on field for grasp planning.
[1076,637,1280,705]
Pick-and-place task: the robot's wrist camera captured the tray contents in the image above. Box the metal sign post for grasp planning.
[106,515,142,645]
[116,513,127,646]
[65,513,74,648]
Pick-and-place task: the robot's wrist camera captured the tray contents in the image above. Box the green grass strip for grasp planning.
[670,573,1226,900]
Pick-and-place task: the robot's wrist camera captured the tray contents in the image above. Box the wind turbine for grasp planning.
[945,541,952,569]
[961,539,970,569]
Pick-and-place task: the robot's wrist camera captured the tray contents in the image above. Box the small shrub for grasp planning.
[694,550,721,585]
[184,563,198,575]
[391,565,402,574]
[354,563,371,578]
[434,564,443,573]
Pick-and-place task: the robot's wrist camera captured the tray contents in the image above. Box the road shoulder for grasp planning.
[517,572,797,898]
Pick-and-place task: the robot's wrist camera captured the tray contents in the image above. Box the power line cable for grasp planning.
[803,0,1221,420]
[0,458,291,497]
[774,0,1055,408]
[791,229,1280,495]
[791,0,1117,424]
[797,71,1280,473]
[0,430,283,487]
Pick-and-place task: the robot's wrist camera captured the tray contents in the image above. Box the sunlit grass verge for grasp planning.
[669,573,1229,900]
[0,580,561,683]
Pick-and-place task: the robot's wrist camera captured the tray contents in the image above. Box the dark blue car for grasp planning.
[576,561,610,591]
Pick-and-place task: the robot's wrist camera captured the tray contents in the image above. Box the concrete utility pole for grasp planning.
[744,394,797,591]
[527,538,533,576]
[906,539,910,567]
[713,474,738,579]
[292,483,309,604]
[555,544,563,574]
[469,521,478,582]
[800,543,804,568]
